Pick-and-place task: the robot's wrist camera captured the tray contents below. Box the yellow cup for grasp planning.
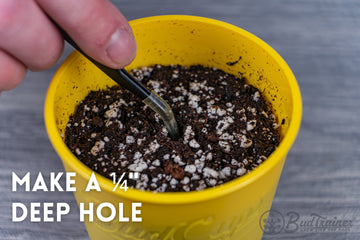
[45,15,301,240]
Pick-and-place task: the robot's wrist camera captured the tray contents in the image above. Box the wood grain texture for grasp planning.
[1,0,359,239]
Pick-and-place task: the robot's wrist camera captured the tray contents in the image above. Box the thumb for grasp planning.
[36,0,136,69]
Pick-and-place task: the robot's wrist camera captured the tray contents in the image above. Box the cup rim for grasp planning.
[44,15,302,205]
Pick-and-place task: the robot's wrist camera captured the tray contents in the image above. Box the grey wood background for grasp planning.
[1,0,359,239]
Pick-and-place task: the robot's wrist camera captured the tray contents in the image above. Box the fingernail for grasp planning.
[106,28,136,68]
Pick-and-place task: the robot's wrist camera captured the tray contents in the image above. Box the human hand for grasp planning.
[0,0,137,92]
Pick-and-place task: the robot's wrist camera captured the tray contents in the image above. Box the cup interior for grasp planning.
[45,15,301,203]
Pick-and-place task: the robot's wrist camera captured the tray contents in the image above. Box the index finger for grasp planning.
[36,0,137,69]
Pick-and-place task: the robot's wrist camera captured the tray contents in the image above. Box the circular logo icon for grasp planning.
[259,210,285,235]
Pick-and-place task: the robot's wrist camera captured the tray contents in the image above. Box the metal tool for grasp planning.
[52,20,180,140]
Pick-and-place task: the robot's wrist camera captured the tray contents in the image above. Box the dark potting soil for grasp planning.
[65,65,281,192]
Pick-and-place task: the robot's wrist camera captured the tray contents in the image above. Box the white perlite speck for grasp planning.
[220,133,234,141]
[239,135,253,148]
[84,105,91,111]
[203,167,219,178]
[133,151,143,160]
[183,125,195,144]
[216,117,233,134]
[196,180,207,191]
[231,159,240,167]
[105,120,113,127]
[92,105,99,113]
[253,91,260,102]
[154,183,167,193]
[118,143,126,150]
[190,81,207,92]
[237,168,247,176]
[104,108,119,119]
[227,107,234,112]
[172,154,184,165]
[154,113,160,123]
[128,161,148,172]
[170,178,179,187]
[181,177,190,185]
[188,93,200,109]
[191,174,200,180]
[120,160,128,168]
[189,139,200,148]
[117,120,124,129]
[90,140,105,156]
[219,141,231,152]
[246,120,257,131]
[172,96,185,103]
[208,106,217,116]
[75,148,81,155]
[183,185,190,192]
[126,136,135,144]
[184,165,197,173]
[161,127,168,137]
[219,171,226,179]
[195,159,205,172]
[216,120,230,134]
[135,174,149,190]
[190,82,200,91]
[149,140,160,151]
[137,137,146,145]
[225,116,234,123]
[221,167,232,177]
[130,127,139,133]
[152,159,161,167]
[216,108,227,116]
[145,140,160,155]
[174,85,187,94]
[207,179,217,186]
[147,80,160,90]
[248,107,257,115]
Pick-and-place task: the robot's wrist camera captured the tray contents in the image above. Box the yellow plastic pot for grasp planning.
[45,15,301,240]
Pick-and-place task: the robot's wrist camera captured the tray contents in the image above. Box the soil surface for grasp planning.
[65,64,280,192]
